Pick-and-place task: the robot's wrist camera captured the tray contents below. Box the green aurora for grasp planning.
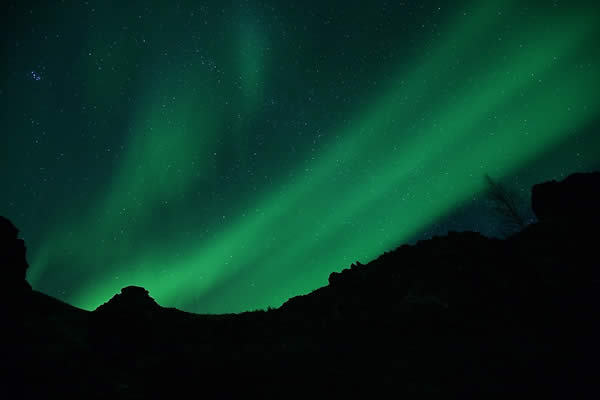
[3,0,600,313]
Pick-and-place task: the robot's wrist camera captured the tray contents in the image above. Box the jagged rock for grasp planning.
[328,271,342,285]
[0,215,31,290]
[95,285,160,315]
[531,172,600,222]
[0,215,19,240]
[328,261,367,285]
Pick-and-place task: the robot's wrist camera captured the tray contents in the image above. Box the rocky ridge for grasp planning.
[11,171,600,398]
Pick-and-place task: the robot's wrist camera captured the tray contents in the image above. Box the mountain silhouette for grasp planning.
[11,171,600,398]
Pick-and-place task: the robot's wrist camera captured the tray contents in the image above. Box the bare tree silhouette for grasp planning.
[484,174,527,232]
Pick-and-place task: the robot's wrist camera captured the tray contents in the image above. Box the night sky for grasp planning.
[2,0,599,313]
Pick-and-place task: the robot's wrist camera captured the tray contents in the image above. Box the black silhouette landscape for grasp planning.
[11,172,600,397]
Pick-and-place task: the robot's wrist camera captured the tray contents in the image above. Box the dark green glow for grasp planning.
[5,0,598,313]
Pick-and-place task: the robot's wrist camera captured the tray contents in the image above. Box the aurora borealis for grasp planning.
[2,0,599,313]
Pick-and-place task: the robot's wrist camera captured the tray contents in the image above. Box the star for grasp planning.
[30,71,42,81]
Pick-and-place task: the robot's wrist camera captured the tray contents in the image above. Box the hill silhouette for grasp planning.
[10,172,600,398]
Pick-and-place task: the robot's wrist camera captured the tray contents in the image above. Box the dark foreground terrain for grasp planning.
[8,172,600,398]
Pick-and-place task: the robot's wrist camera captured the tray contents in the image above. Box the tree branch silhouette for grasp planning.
[484,174,527,232]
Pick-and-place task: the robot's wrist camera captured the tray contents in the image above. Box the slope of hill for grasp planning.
[10,172,600,398]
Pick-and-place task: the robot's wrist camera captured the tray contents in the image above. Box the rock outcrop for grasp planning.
[531,171,600,222]
[0,215,30,290]
[95,285,160,314]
